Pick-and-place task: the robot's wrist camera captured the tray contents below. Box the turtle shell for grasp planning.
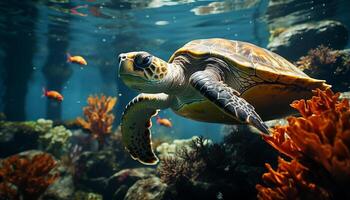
[169,38,328,90]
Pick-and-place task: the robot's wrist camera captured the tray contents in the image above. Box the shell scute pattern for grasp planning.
[169,38,318,89]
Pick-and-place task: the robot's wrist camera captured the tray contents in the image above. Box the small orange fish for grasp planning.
[66,53,87,66]
[42,88,64,102]
[156,116,173,128]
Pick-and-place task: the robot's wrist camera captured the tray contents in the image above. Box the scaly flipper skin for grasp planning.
[121,93,170,165]
[189,69,270,135]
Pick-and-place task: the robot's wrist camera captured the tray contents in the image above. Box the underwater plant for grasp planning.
[157,137,206,184]
[0,152,59,200]
[158,136,227,184]
[76,95,117,150]
[256,89,350,199]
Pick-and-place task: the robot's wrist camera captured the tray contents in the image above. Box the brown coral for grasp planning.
[296,46,350,91]
[0,153,59,200]
[77,95,117,150]
[296,45,339,71]
[257,89,350,199]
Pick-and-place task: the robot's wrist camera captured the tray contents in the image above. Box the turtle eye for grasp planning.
[135,55,152,69]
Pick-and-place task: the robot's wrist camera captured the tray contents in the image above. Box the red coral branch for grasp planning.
[0,153,59,200]
[257,88,350,199]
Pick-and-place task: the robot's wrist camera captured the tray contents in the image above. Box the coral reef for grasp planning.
[257,89,350,199]
[76,95,117,150]
[296,46,350,91]
[0,152,59,200]
[39,125,72,157]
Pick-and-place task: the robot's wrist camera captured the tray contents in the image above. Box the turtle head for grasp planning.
[118,51,169,92]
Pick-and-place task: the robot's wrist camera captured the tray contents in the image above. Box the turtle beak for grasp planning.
[118,53,134,75]
[118,53,127,70]
[118,52,148,86]
[118,53,127,64]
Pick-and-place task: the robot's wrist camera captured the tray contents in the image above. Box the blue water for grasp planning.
[1,0,349,142]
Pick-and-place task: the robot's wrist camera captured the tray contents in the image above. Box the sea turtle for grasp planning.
[117,38,330,165]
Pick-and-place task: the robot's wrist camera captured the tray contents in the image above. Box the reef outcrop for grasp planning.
[268,20,348,61]
[256,89,350,199]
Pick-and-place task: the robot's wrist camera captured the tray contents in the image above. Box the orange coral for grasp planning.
[256,157,329,200]
[77,95,117,149]
[257,89,350,199]
[0,153,59,200]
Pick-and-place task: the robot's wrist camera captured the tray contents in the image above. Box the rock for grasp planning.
[124,177,168,200]
[42,165,75,200]
[0,112,6,121]
[191,0,260,16]
[75,150,119,193]
[266,0,338,29]
[73,191,103,200]
[105,167,156,199]
[0,121,44,158]
[267,20,348,61]
[78,150,119,179]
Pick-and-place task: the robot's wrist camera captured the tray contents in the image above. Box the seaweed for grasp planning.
[256,89,350,199]
[76,95,117,150]
[0,153,59,200]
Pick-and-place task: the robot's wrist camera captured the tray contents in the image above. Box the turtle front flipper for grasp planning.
[121,93,171,165]
[189,69,270,135]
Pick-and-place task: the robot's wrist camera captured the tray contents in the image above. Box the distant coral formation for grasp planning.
[77,95,117,150]
[0,152,59,200]
[296,45,350,91]
[297,45,339,71]
[256,89,350,199]
[39,125,72,157]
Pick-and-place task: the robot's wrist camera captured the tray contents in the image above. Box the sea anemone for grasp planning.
[256,89,350,199]
[76,95,117,150]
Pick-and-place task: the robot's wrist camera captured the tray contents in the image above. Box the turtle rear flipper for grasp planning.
[121,93,170,165]
[189,68,270,135]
